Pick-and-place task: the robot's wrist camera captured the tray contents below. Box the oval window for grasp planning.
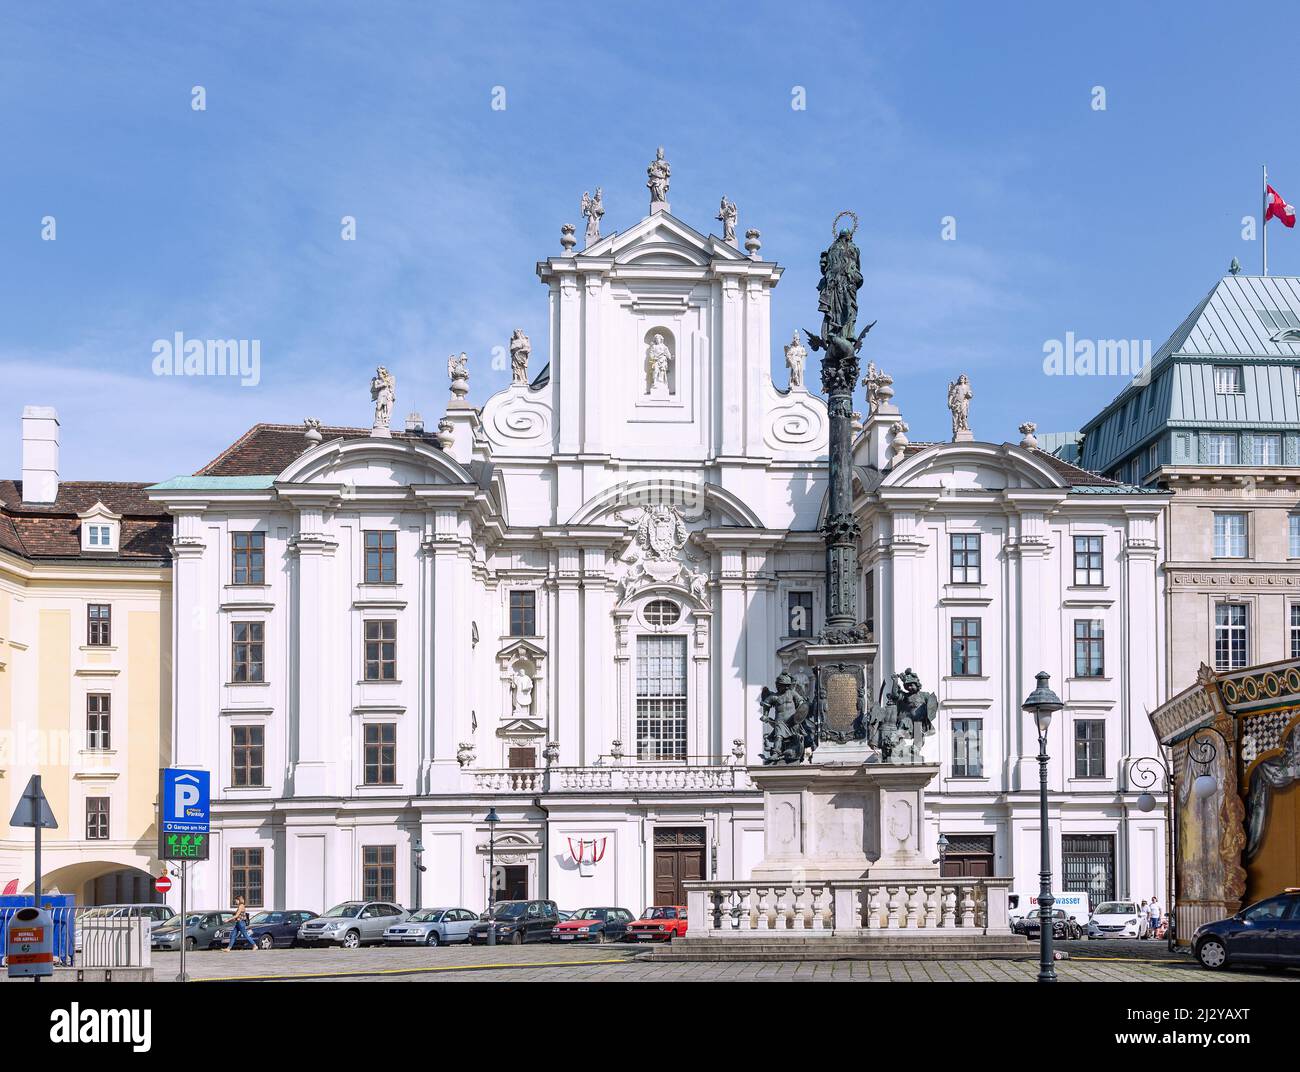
[643,599,681,626]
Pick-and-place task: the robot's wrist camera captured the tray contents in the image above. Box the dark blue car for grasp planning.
[1192,890,1300,971]
[214,909,318,949]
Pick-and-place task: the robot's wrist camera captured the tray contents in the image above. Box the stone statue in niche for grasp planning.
[646,333,672,397]
[511,666,534,719]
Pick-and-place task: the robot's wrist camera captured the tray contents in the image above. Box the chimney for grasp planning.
[21,405,60,504]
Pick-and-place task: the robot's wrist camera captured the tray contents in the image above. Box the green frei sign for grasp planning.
[162,832,209,860]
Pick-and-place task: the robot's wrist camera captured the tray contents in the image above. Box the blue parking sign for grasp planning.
[161,768,210,834]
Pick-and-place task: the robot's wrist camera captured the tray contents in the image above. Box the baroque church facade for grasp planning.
[148,160,1168,913]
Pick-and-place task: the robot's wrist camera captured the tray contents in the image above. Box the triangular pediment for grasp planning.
[581,210,750,266]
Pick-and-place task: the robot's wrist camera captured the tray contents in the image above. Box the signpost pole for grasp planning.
[32,775,42,907]
[177,861,188,983]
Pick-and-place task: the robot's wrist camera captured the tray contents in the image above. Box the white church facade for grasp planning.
[147,159,1169,914]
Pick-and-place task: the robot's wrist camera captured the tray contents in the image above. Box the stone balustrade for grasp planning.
[683,877,1011,936]
[469,765,753,794]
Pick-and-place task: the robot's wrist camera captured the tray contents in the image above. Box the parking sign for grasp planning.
[160,769,210,861]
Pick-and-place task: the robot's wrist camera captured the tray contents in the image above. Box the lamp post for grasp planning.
[485,807,500,948]
[1128,755,1175,951]
[1022,671,1063,983]
[936,833,950,874]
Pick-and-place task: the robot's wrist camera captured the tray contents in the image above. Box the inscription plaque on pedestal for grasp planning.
[814,662,866,744]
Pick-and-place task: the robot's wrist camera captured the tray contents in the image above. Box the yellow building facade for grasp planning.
[0,407,171,904]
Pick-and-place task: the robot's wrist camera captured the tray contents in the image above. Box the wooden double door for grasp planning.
[653,827,706,905]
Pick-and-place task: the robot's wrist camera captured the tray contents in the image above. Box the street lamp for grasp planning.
[412,838,426,913]
[1022,670,1063,984]
[485,807,500,948]
[936,833,950,872]
[1128,755,1174,951]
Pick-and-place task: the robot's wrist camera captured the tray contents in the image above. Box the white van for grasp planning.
[1007,890,1089,927]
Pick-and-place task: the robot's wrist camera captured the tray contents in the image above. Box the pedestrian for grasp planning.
[1147,896,1162,937]
[225,896,258,952]
[1138,899,1149,938]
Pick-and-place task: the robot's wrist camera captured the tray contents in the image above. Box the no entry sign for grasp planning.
[155,874,172,894]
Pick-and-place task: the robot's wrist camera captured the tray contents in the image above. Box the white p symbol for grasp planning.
[175,777,200,814]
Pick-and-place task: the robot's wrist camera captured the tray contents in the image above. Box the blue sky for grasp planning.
[1,1,1297,479]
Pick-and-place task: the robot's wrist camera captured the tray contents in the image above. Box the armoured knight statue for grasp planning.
[758,671,814,765]
[868,668,938,764]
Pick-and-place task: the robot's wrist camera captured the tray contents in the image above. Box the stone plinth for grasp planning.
[748,758,940,883]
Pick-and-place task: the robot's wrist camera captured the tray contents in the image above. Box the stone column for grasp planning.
[554,549,582,765]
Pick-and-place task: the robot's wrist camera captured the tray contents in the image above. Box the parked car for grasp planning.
[297,901,408,948]
[1013,908,1080,941]
[551,907,634,944]
[214,910,318,949]
[1086,901,1149,939]
[1192,889,1300,971]
[384,907,478,946]
[468,900,559,945]
[626,905,688,942]
[151,910,234,951]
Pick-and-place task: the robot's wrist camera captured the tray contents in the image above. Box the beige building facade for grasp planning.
[0,406,172,904]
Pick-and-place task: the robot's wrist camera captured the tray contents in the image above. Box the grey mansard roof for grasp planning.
[1079,274,1300,475]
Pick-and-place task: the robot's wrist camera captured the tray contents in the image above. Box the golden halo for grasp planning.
[832,210,859,237]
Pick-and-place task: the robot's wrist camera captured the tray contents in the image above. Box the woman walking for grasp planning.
[225,896,258,952]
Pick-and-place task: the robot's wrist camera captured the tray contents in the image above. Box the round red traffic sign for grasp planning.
[155,874,172,894]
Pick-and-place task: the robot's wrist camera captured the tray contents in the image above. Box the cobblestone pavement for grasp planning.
[149,938,1300,983]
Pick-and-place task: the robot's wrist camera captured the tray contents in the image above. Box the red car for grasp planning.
[626,905,688,941]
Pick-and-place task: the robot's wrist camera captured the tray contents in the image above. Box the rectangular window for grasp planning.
[951,618,982,676]
[1291,515,1300,559]
[950,533,981,584]
[1214,603,1248,671]
[1291,605,1300,660]
[231,725,264,787]
[1147,443,1158,474]
[230,847,264,907]
[509,589,536,637]
[362,845,396,902]
[87,604,111,646]
[951,719,983,777]
[1074,720,1106,778]
[86,797,109,840]
[232,621,265,682]
[363,530,397,584]
[364,723,397,785]
[1213,513,1248,558]
[787,591,814,637]
[1073,536,1103,586]
[1295,367,1300,396]
[1202,434,1238,465]
[86,694,111,750]
[364,620,397,680]
[1250,434,1281,466]
[636,635,688,760]
[231,531,265,585]
[1073,620,1104,678]
[1213,366,1243,394]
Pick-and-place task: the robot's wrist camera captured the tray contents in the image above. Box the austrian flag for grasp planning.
[1267,184,1296,228]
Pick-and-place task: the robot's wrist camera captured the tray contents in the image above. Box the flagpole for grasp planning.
[1264,164,1269,276]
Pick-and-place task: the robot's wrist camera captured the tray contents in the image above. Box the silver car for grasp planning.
[297,901,408,948]
[152,910,234,951]
[383,907,477,946]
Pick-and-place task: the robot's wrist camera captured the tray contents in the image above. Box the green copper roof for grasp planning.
[147,475,277,491]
